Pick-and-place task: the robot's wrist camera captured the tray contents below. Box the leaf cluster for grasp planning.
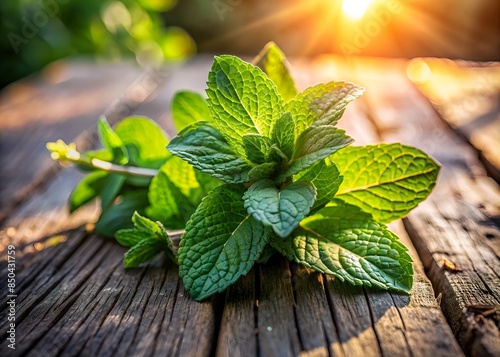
[48,42,440,301]
[166,43,440,300]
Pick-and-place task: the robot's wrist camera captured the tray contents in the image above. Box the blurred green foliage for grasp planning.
[0,0,195,88]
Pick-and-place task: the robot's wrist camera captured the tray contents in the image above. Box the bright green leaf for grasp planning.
[172,90,212,132]
[271,112,295,159]
[254,41,298,102]
[281,125,353,179]
[146,171,182,227]
[97,117,128,165]
[243,179,316,238]
[178,185,271,300]
[272,204,413,292]
[332,144,440,223]
[167,122,252,183]
[295,160,343,212]
[69,171,108,213]
[206,55,283,156]
[285,81,364,142]
[114,116,169,168]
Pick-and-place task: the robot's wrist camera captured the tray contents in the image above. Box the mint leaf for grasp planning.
[178,185,271,300]
[254,41,298,102]
[95,190,149,237]
[100,174,126,210]
[243,179,316,238]
[281,125,353,179]
[195,170,223,197]
[272,203,413,292]
[248,162,277,182]
[285,82,364,142]
[114,116,169,169]
[116,212,175,264]
[172,90,212,132]
[146,171,183,227]
[295,160,342,212]
[97,117,128,165]
[332,144,440,223]
[167,122,252,183]
[271,112,295,159]
[242,134,272,164]
[69,171,107,213]
[206,55,283,156]
[123,239,164,268]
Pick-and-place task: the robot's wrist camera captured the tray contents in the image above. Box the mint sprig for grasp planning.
[48,42,439,300]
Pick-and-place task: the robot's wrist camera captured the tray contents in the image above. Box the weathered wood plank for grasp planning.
[257,258,302,357]
[407,59,500,182]
[352,57,500,356]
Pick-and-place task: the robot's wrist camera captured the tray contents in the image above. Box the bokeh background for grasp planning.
[1,0,500,88]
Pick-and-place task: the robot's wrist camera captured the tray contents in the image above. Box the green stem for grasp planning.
[89,158,158,178]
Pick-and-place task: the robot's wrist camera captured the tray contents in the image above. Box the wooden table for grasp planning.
[0,56,499,357]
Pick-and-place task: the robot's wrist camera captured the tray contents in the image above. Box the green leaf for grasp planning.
[116,212,175,262]
[254,41,298,102]
[285,82,364,142]
[295,160,343,212]
[243,179,316,238]
[69,171,108,213]
[167,122,252,183]
[114,116,169,168]
[171,90,212,132]
[281,126,353,179]
[146,171,182,227]
[272,204,413,292]
[100,174,126,210]
[178,185,271,300]
[242,134,272,164]
[206,55,283,156]
[248,162,277,182]
[331,144,440,223]
[271,112,295,159]
[95,190,149,237]
[97,117,128,165]
[195,170,223,197]
[123,238,163,268]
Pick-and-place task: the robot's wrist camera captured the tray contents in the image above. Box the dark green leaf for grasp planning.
[178,185,271,300]
[281,125,353,179]
[100,174,126,210]
[167,122,252,183]
[243,179,316,238]
[295,160,343,212]
[242,133,272,164]
[95,190,149,237]
[69,171,107,213]
[272,203,413,292]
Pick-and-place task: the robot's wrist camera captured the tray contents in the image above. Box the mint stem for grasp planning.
[90,158,158,177]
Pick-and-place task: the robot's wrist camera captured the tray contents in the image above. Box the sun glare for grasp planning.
[341,0,373,20]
